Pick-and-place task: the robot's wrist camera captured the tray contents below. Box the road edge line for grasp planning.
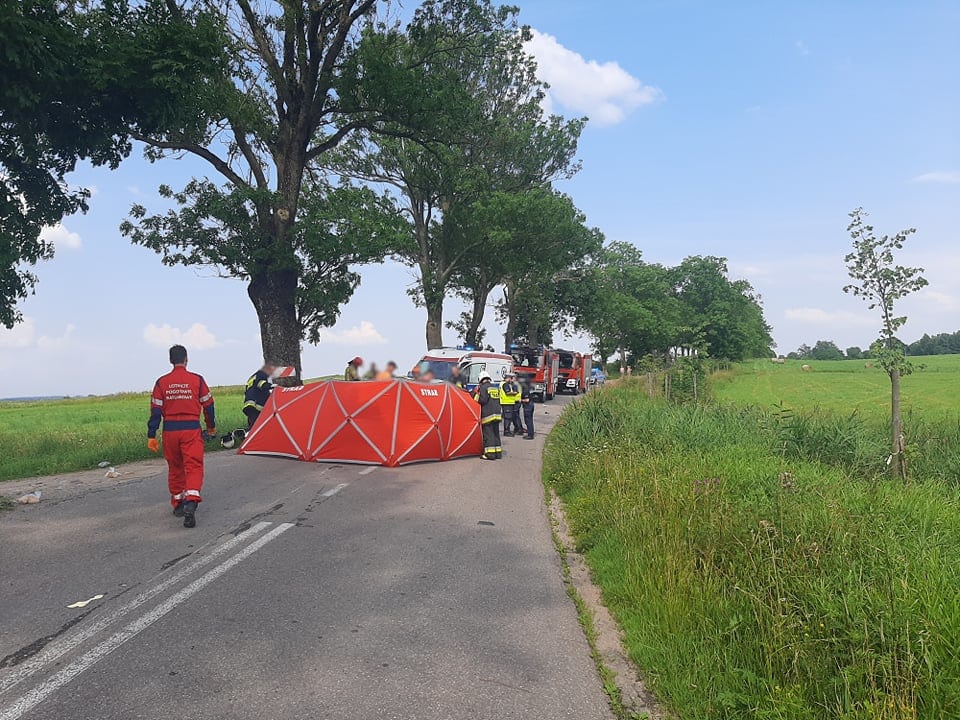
[0,521,273,696]
[0,522,294,720]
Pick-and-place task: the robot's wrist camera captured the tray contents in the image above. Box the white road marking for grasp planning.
[358,466,377,476]
[0,522,294,720]
[0,521,273,696]
[322,482,350,496]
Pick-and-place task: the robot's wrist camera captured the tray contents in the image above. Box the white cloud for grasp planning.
[0,316,36,349]
[795,40,810,56]
[321,320,387,346]
[784,307,874,326]
[40,223,82,250]
[920,289,960,312]
[911,171,960,184]
[143,322,219,350]
[37,324,76,352]
[525,29,662,126]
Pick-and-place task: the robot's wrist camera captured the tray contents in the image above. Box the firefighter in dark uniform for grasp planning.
[243,362,276,429]
[520,375,535,439]
[473,371,502,460]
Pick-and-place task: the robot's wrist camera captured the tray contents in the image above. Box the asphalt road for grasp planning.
[0,394,612,720]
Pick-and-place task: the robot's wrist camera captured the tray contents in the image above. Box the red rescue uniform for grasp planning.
[148,365,216,507]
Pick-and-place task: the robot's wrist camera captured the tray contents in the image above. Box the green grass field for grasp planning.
[0,385,251,482]
[545,382,960,719]
[712,355,960,420]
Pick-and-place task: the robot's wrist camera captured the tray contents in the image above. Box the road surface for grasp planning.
[0,394,612,719]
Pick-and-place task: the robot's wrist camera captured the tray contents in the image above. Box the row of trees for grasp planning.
[550,244,773,365]
[2,0,773,371]
[789,330,959,362]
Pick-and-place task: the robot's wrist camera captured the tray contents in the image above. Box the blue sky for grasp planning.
[1,0,958,397]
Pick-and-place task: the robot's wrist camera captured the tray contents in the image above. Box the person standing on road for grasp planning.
[147,344,216,528]
[473,372,502,460]
[448,365,465,389]
[344,357,363,381]
[242,361,276,429]
[520,376,535,440]
[376,361,398,380]
[499,372,523,436]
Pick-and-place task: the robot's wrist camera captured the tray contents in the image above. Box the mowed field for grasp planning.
[0,386,248,482]
[712,354,960,420]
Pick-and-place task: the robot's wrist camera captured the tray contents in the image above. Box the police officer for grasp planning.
[473,371,502,460]
[243,361,276,429]
[520,375,535,439]
[499,372,523,436]
[147,345,216,528]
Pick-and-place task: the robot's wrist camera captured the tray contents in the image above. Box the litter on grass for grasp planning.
[17,491,41,504]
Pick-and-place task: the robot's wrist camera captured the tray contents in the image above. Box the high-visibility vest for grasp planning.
[498,381,521,406]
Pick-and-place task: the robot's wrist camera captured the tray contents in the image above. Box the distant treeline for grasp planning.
[786,331,960,360]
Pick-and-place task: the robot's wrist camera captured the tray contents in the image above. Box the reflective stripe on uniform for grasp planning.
[184,489,201,498]
[481,415,502,424]
[243,400,264,411]
[151,398,163,407]
[199,393,212,403]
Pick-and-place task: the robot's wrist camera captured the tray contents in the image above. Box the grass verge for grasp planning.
[544,381,960,719]
[0,386,248,481]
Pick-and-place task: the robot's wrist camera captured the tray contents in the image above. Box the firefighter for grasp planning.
[243,361,276,429]
[520,375,535,439]
[499,372,523,436]
[147,344,216,528]
[473,371,502,460]
[344,356,363,381]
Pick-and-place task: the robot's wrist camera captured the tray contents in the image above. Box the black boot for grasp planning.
[181,501,198,528]
[172,501,185,517]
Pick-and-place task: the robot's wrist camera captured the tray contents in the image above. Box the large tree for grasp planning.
[0,0,224,327]
[488,189,603,349]
[671,256,773,361]
[844,207,927,479]
[120,0,426,378]
[326,0,583,349]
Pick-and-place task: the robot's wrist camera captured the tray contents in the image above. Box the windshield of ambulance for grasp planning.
[416,358,456,380]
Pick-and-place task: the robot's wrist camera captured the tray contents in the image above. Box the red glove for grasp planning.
[147,438,160,453]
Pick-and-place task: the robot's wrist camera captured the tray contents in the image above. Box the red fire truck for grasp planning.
[507,345,559,402]
[555,350,593,394]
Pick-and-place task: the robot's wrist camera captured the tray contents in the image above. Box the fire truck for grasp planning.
[554,349,593,394]
[507,345,558,402]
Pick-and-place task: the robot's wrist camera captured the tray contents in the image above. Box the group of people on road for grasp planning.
[472,371,535,461]
[344,356,402,381]
[146,346,541,528]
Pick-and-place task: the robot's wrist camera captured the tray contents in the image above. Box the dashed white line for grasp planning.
[322,482,350,496]
[0,521,273,696]
[358,466,377,476]
[0,522,294,720]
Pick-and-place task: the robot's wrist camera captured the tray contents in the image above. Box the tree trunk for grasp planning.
[528,318,540,347]
[425,298,444,349]
[464,282,495,349]
[248,266,302,385]
[890,367,904,480]
[502,283,517,349]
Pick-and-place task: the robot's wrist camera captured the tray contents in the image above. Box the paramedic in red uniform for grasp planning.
[147,344,216,528]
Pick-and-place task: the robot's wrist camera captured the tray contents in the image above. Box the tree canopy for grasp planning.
[0,0,224,327]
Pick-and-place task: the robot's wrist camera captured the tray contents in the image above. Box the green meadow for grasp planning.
[0,386,248,482]
[712,355,960,421]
